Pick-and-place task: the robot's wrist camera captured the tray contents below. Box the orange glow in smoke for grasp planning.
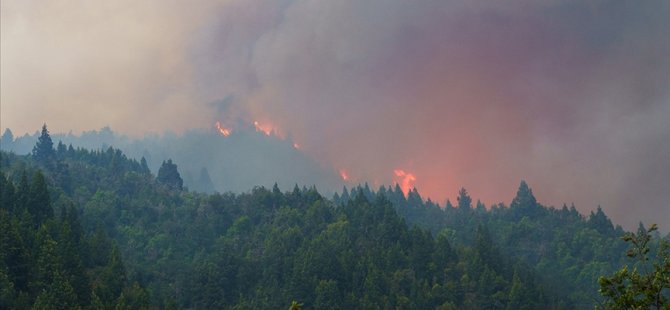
[394,169,416,196]
[293,143,300,149]
[215,122,231,137]
[254,121,274,136]
[339,169,349,181]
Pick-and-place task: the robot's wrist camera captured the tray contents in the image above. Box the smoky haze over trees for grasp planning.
[0,126,342,196]
[3,0,670,230]
[2,131,668,309]
[3,0,670,307]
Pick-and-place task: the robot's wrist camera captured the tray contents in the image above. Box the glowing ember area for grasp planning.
[339,169,349,181]
[214,122,231,137]
[394,169,416,196]
[293,143,300,149]
[253,121,274,136]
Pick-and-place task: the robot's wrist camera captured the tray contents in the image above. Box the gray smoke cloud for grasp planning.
[2,0,669,229]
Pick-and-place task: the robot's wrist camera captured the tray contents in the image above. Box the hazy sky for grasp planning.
[2,0,669,229]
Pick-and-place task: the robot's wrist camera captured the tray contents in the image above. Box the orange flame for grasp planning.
[215,122,231,137]
[253,121,274,136]
[394,169,416,196]
[339,169,349,181]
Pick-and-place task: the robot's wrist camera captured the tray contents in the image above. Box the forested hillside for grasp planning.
[0,125,341,194]
[336,184,631,308]
[0,127,661,309]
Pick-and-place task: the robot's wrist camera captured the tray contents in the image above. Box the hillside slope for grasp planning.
[1,132,637,309]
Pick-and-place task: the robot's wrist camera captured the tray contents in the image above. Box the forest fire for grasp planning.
[215,122,231,137]
[253,121,274,136]
[394,169,416,196]
[339,169,349,181]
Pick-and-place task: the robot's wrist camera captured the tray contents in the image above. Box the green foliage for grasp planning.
[288,300,303,310]
[32,124,55,168]
[157,159,183,190]
[598,224,670,309]
[589,206,616,236]
[0,139,150,309]
[336,182,625,309]
[0,266,16,309]
[0,128,640,309]
[457,187,472,209]
[315,279,340,309]
[28,171,52,226]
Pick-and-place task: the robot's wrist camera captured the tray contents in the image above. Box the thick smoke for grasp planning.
[2,0,669,229]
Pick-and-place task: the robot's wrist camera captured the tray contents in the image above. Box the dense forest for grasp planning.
[0,124,340,195]
[1,126,668,309]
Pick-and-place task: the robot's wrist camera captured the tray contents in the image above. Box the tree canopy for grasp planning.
[598,224,670,309]
[156,159,183,190]
[0,126,648,309]
[32,124,55,167]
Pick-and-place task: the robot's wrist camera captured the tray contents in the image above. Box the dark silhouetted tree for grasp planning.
[156,159,183,190]
[32,124,56,168]
[139,157,151,175]
[1,129,14,150]
[588,206,615,235]
[28,171,53,226]
[0,174,15,212]
[457,188,472,209]
[510,181,540,219]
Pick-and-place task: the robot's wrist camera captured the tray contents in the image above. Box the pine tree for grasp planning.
[28,171,53,227]
[475,225,502,273]
[32,269,80,310]
[15,172,30,213]
[156,159,183,190]
[407,188,423,208]
[457,188,472,209]
[118,282,150,310]
[139,157,151,175]
[58,218,90,306]
[0,266,16,309]
[31,227,82,308]
[32,124,56,168]
[506,270,524,310]
[56,141,67,159]
[1,128,14,148]
[0,211,32,293]
[587,206,615,235]
[105,244,127,301]
[510,181,540,219]
[0,173,15,212]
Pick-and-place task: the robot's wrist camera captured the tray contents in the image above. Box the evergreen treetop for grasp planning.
[32,124,56,166]
[157,159,183,190]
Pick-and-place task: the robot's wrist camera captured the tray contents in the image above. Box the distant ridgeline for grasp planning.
[0,125,340,195]
[1,125,665,309]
